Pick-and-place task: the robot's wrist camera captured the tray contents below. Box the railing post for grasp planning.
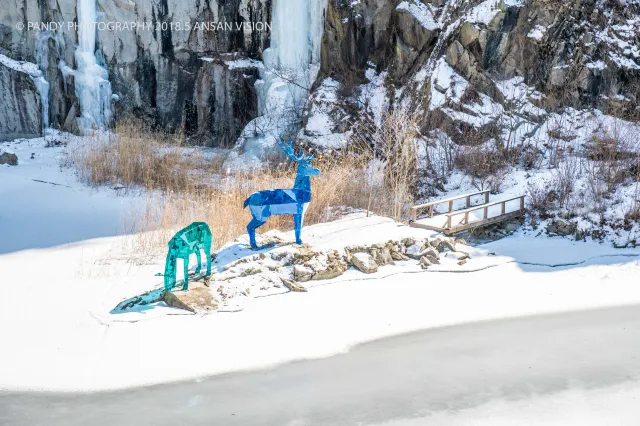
[484,191,490,204]
[411,208,417,222]
[447,215,452,229]
[429,205,434,217]
[501,202,505,215]
[520,196,525,211]
[448,200,453,213]
[466,195,471,208]
[483,206,488,219]
[464,211,469,225]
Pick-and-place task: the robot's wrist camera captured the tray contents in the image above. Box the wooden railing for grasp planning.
[411,190,490,222]
[445,195,525,229]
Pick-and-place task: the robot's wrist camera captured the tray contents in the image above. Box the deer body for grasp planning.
[164,222,212,291]
[244,140,320,249]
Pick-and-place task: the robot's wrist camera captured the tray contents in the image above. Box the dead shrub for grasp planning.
[552,154,580,211]
[455,143,508,192]
[66,121,215,192]
[526,180,554,219]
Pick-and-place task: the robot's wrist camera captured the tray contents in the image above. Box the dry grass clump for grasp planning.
[455,144,509,193]
[125,156,391,255]
[66,121,214,192]
[68,112,422,256]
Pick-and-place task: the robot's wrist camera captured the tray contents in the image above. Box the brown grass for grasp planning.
[66,121,217,192]
[66,122,408,256]
[124,156,395,255]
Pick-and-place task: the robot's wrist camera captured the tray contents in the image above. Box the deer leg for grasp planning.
[204,235,212,277]
[164,253,177,292]
[183,256,190,291]
[247,218,266,250]
[294,214,303,245]
[195,248,202,274]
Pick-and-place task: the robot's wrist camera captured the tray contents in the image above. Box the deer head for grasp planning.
[278,137,320,178]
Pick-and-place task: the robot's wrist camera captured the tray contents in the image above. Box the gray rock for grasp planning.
[281,278,307,293]
[293,265,314,283]
[547,220,577,237]
[0,64,42,141]
[163,283,218,313]
[0,152,18,165]
[351,253,379,274]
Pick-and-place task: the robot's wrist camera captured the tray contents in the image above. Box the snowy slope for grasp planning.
[2,134,640,392]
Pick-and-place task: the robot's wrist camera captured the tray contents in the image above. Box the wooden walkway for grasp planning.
[410,190,525,235]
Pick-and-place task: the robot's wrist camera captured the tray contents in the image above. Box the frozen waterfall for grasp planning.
[75,0,112,131]
[225,0,327,169]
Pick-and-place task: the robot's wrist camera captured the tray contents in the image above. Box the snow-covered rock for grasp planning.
[350,252,379,274]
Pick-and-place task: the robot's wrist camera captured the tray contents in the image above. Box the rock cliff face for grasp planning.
[0,64,42,141]
[1,0,639,147]
[303,0,639,147]
[0,0,269,145]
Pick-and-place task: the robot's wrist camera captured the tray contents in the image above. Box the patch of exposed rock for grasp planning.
[113,235,468,314]
[0,151,18,165]
[163,281,218,313]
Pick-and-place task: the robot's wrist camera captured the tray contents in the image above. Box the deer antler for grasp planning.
[278,135,303,162]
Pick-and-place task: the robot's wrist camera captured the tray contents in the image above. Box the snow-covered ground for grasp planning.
[2,134,640,393]
[0,132,138,253]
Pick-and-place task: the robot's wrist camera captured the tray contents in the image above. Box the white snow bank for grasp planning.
[396,1,440,31]
[3,136,640,392]
[466,0,524,26]
[0,53,42,76]
[0,132,139,254]
[2,213,640,391]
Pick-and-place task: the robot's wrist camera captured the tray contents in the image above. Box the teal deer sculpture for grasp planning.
[164,222,213,291]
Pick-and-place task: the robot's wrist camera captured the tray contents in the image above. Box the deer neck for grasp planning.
[294,171,311,193]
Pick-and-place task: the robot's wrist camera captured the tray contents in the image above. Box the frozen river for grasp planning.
[2,305,639,425]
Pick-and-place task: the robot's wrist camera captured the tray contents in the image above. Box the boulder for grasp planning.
[351,253,379,274]
[371,246,395,266]
[0,152,18,165]
[312,251,349,280]
[460,22,480,47]
[163,282,217,313]
[281,278,307,292]
[293,265,314,283]
[547,219,577,236]
[0,64,42,141]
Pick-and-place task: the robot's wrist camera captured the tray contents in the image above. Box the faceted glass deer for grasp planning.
[244,139,320,250]
[164,222,213,291]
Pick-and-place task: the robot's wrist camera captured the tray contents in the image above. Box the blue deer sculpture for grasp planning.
[244,139,320,250]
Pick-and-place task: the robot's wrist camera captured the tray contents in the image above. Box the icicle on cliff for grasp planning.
[74,0,112,131]
[224,0,327,170]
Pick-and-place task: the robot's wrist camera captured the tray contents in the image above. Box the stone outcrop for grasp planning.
[350,252,379,273]
[0,151,18,165]
[2,0,638,148]
[304,0,640,148]
[0,64,41,141]
[547,219,578,237]
[0,0,269,144]
[114,234,466,314]
[163,282,218,313]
